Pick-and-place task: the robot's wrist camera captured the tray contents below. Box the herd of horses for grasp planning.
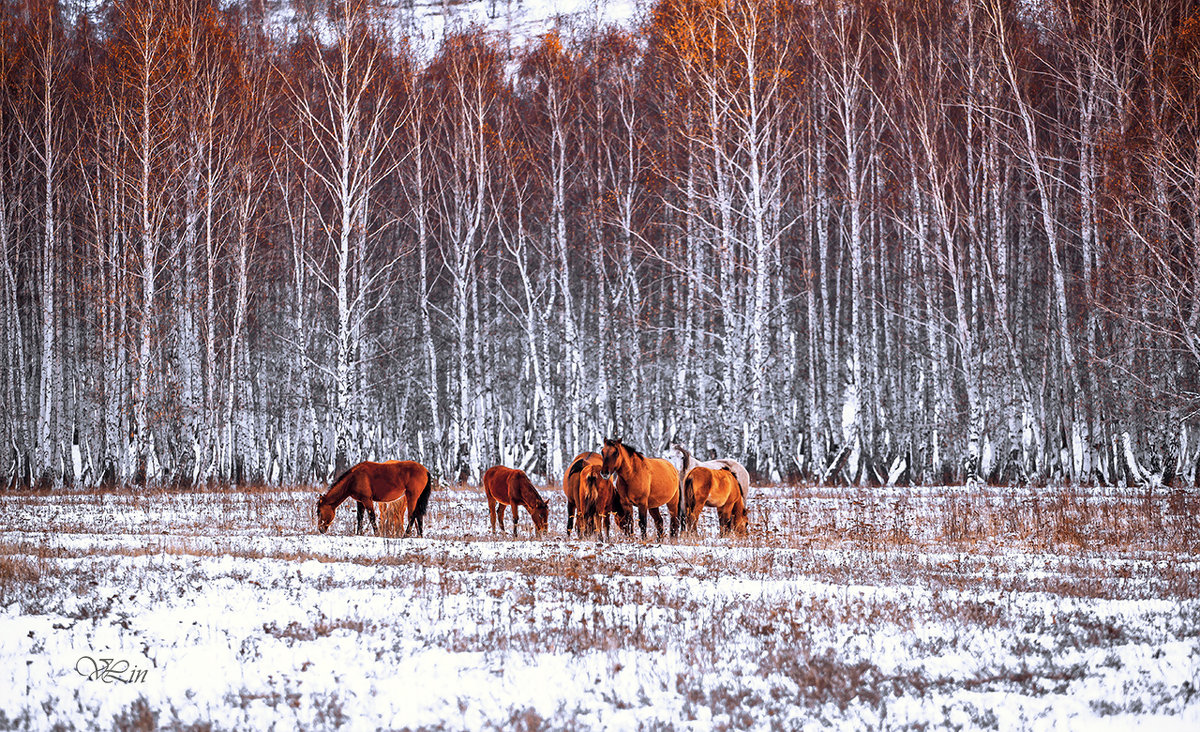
[315,438,750,540]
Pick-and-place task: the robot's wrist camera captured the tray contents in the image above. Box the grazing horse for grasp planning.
[563,452,598,537]
[317,460,433,536]
[683,465,748,536]
[673,444,750,497]
[482,465,549,536]
[577,464,622,541]
[565,452,632,538]
[673,444,750,527]
[600,438,681,540]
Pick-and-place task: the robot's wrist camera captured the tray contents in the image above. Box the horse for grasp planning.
[482,465,549,536]
[600,438,682,540]
[563,452,598,537]
[316,460,433,536]
[673,444,750,529]
[565,452,632,538]
[673,444,750,498]
[577,463,623,541]
[682,465,748,536]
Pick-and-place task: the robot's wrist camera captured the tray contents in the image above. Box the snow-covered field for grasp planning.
[1,483,1198,730]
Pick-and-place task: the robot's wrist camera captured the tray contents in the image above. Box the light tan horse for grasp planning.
[683,465,748,536]
[600,438,681,540]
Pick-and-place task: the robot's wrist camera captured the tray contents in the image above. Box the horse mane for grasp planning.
[568,458,588,477]
[605,438,644,461]
[517,470,543,505]
[674,444,696,473]
[320,465,357,504]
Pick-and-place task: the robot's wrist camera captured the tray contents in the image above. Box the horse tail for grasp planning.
[413,469,433,522]
[567,457,586,479]
[682,473,695,531]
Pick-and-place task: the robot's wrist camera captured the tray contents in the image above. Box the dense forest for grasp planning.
[1,0,1198,488]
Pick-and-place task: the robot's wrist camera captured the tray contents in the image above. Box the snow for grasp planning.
[1,484,1198,729]
[259,0,647,56]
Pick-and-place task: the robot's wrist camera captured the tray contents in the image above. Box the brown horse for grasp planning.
[683,465,748,536]
[563,452,598,537]
[578,463,622,541]
[600,438,681,539]
[565,452,631,538]
[482,465,549,536]
[316,460,433,536]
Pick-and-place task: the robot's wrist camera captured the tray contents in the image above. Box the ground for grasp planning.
[1,482,1198,730]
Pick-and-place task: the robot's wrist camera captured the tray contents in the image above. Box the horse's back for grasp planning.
[484,465,520,504]
[646,457,680,507]
[365,460,428,502]
[713,459,750,495]
[696,465,737,507]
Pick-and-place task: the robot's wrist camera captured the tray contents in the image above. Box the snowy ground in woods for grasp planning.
[263,0,645,52]
[1,482,1198,730]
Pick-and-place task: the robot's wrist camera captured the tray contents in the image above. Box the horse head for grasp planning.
[532,495,549,534]
[600,438,626,479]
[316,494,334,534]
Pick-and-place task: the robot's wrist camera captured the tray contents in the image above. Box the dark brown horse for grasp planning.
[578,463,622,541]
[482,465,549,536]
[683,465,748,536]
[316,460,433,536]
[600,438,681,539]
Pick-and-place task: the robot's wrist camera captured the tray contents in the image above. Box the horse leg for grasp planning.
[566,499,575,536]
[364,500,379,536]
[497,504,506,533]
[638,506,648,540]
[616,501,633,536]
[512,504,520,537]
[488,495,498,533]
[649,507,665,540]
[689,485,710,534]
[355,502,366,535]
